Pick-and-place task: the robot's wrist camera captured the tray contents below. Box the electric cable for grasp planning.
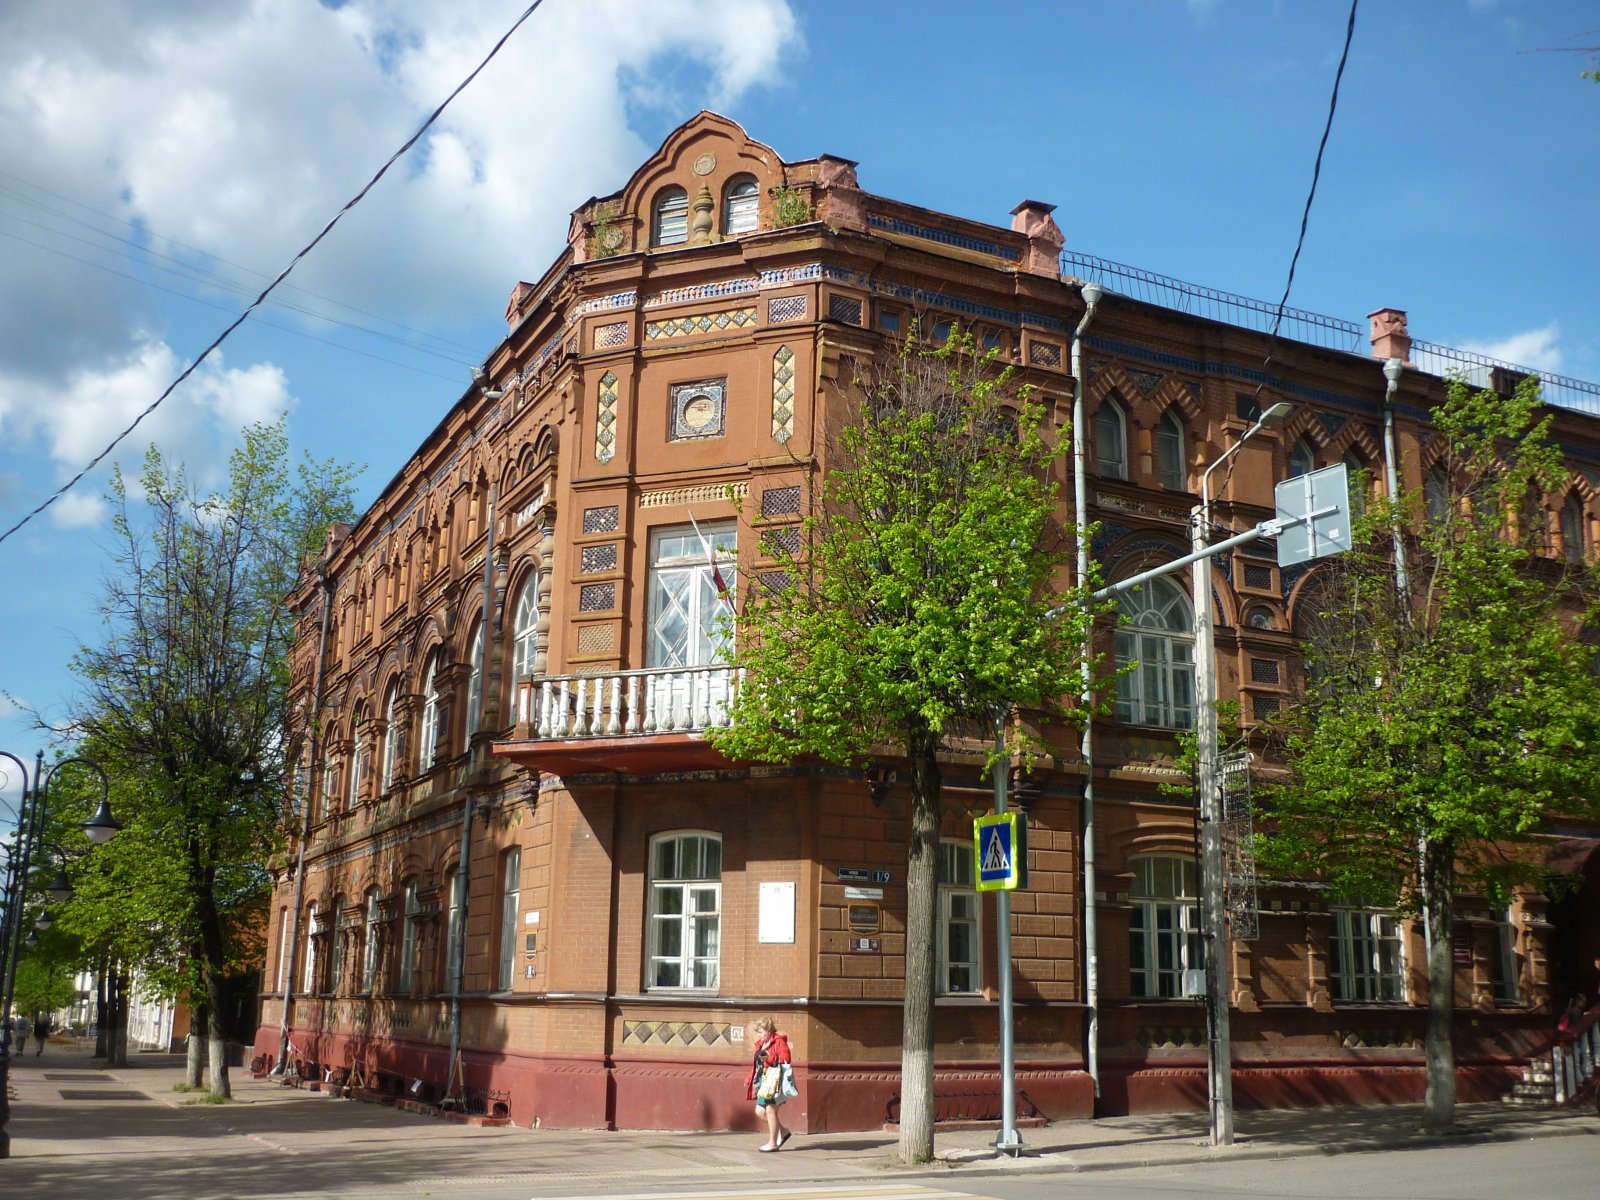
[0,0,546,550]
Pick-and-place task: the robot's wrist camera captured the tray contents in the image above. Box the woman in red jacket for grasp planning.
[745,1016,792,1151]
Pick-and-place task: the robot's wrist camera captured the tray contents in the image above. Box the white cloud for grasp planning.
[1458,325,1565,375]
[0,0,800,481]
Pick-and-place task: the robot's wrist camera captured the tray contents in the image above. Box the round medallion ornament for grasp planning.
[692,152,717,177]
[682,393,717,430]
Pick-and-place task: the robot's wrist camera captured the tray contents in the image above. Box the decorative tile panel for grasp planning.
[578,583,616,612]
[828,294,863,325]
[669,379,727,441]
[1028,341,1063,367]
[771,347,796,444]
[595,372,618,465]
[1243,563,1275,591]
[645,308,756,341]
[1249,658,1281,685]
[639,482,749,509]
[761,485,802,517]
[761,526,802,557]
[580,544,618,574]
[593,321,629,349]
[1252,695,1282,721]
[582,506,620,534]
[768,295,807,324]
[622,1019,736,1047]
[576,624,616,654]
[759,570,794,594]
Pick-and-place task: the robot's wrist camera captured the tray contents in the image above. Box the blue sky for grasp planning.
[2,0,1597,816]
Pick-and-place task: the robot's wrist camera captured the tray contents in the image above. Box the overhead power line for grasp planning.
[0,0,546,550]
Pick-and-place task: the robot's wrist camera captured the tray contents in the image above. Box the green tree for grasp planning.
[711,331,1104,1163]
[66,418,358,1096]
[10,927,80,1020]
[1261,376,1600,1132]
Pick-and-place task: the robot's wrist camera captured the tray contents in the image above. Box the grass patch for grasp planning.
[181,1092,229,1105]
[171,1082,203,1093]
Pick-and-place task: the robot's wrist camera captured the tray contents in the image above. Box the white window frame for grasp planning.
[653,186,688,246]
[380,686,400,793]
[646,831,722,992]
[937,840,982,996]
[327,895,344,994]
[723,175,759,236]
[511,573,542,681]
[398,881,420,993]
[444,867,464,995]
[275,906,290,993]
[1129,855,1203,999]
[1491,906,1519,1003]
[466,621,484,741]
[1156,409,1186,491]
[303,904,320,994]
[1329,909,1406,1003]
[418,653,442,770]
[1115,576,1196,729]
[647,525,736,669]
[497,848,522,992]
[347,709,366,809]
[1095,398,1128,479]
[361,889,381,992]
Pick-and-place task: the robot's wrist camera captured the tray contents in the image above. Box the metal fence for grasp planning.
[1062,251,1600,417]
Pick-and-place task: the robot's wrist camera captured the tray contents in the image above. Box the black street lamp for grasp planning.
[0,750,119,1160]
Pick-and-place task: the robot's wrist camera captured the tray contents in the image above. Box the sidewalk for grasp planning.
[5,1038,1599,1200]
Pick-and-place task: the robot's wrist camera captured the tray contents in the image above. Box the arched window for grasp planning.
[722,175,759,236]
[1156,409,1186,491]
[1129,855,1203,998]
[1342,451,1369,519]
[418,653,444,770]
[647,832,722,991]
[653,186,688,247]
[380,684,401,793]
[361,888,382,992]
[320,735,340,819]
[444,867,465,994]
[327,895,345,994]
[1562,495,1586,564]
[511,572,542,681]
[465,620,484,739]
[1094,398,1127,479]
[1424,467,1450,524]
[398,881,421,993]
[1115,576,1195,729]
[303,904,320,993]
[347,705,367,809]
[1289,438,1315,479]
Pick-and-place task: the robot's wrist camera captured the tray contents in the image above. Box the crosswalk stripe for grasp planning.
[546,1186,1000,1200]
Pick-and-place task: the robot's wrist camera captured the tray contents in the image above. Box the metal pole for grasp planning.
[0,751,33,1161]
[992,710,1021,1156]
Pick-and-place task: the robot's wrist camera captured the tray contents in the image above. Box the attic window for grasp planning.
[654,186,689,247]
[723,176,759,236]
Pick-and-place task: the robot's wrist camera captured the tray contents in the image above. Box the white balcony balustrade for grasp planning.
[515,666,743,740]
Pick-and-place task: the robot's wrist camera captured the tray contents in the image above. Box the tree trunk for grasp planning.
[897,726,941,1165]
[187,1002,208,1087]
[107,964,128,1067]
[93,963,108,1059]
[1422,835,1457,1133]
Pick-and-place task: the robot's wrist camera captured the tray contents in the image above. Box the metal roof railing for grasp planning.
[1062,250,1600,418]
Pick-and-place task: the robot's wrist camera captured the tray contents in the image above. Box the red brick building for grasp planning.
[252,112,1600,1131]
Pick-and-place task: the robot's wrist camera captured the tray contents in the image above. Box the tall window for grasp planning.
[327,895,344,994]
[347,706,367,809]
[1289,438,1315,479]
[1156,409,1186,491]
[1424,467,1450,524]
[937,840,981,995]
[1342,452,1369,520]
[511,573,542,681]
[418,653,443,770]
[361,889,381,992]
[653,186,688,246]
[723,176,759,236]
[1129,855,1203,998]
[1491,906,1519,1003]
[648,525,736,669]
[1561,495,1585,564]
[1329,909,1405,1002]
[276,907,290,993]
[380,685,401,793]
[444,867,464,994]
[465,621,484,740]
[647,832,722,991]
[1115,576,1195,729]
[321,745,339,819]
[497,848,522,992]
[303,904,320,993]
[398,881,420,993]
[1095,398,1128,479]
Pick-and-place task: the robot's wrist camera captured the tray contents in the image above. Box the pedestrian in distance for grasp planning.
[745,1016,792,1152]
[34,1012,50,1056]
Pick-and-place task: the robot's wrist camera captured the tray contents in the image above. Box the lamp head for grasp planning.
[1258,401,1296,429]
[34,911,53,932]
[45,869,73,905]
[81,798,123,845]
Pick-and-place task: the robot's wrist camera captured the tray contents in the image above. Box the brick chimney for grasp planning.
[1011,200,1064,279]
[1368,307,1412,364]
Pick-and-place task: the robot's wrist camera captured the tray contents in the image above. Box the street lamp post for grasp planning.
[1192,401,1294,1148]
[0,750,120,1159]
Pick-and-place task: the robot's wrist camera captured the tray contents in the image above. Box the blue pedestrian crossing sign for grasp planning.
[973,813,1027,891]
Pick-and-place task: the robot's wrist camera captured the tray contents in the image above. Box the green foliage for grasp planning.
[587,203,623,258]
[711,328,1105,771]
[1261,376,1600,905]
[11,927,81,1014]
[767,184,812,229]
[62,417,359,1032]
